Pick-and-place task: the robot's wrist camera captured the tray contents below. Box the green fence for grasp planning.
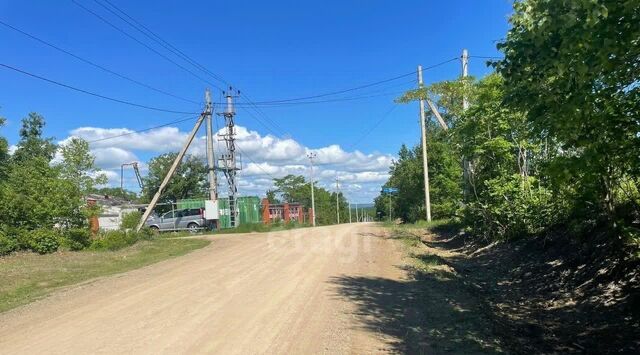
[177,196,262,229]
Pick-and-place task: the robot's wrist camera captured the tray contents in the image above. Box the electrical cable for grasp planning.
[86,114,200,143]
[469,55,503,60]
[71,0,223,91]
[346,105,399,151]
[99,0,230,87]
[235,144,280,181]
[249,57,457,105]
[0,62,199,114]
[0,19,200,105]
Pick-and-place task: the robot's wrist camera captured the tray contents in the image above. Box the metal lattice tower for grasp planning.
[218,88,241,227]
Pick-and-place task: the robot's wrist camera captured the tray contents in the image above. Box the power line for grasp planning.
[469,55,503,60]
[86,114,200,143]
[71,0,223,91]
[347,105,399,151]
[0,19,200,105]
[250,57,457,105]
[0,62,199,114]
[249,89,410,107]
[235,144,280,181]
[99,0,230,87]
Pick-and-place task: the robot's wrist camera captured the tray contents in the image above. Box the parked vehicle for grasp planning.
[145,208,208,233]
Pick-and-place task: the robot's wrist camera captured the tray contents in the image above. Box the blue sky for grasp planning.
[0,0,513,203]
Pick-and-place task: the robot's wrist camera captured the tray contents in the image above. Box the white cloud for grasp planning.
[63,124,395,203]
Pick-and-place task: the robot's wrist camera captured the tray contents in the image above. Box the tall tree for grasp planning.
[12,112,56,163]
[58,137,107,194]
[496,0,640,227]
[141,153,208,204]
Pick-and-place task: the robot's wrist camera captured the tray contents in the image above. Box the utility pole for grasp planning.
[307,152,317,227]
[205,89,217,202]
[349,202,352,223]
[461,49,471,200]
[355,203,359,222]
[388,194,392,222]
[136,109,207,231]
[462,49,469,110]
[417,65,432,222]
[219,88,240,227]
[335,176,340,224]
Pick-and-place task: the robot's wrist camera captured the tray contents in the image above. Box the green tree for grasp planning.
[141,153,208,204]
[496,0,640,231]
[0,157,81,229]
[58,137,107,194]
[11,112,56,163]
[271,174,348,225]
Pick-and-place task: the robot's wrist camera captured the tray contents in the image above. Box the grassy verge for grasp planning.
[0,238,210,313]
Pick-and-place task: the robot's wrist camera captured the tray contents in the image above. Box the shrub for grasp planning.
[28,229,60,254]
[90,230,138,251]
[136,227,155,241]
[120,211,142,230]
[0,231,17,256]
[463,175,561,241]
[60,228,92,251]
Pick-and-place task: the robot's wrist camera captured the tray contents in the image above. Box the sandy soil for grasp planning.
[0,223,411,354]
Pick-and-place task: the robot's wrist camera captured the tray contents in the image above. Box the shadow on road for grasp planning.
[330,267,504,354]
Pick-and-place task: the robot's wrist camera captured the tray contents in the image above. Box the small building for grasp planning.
[86,194,142,231]
[261,199,310,224]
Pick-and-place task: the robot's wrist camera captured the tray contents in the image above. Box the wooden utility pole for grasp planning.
[349,202,352,223]
[418,65,432,221]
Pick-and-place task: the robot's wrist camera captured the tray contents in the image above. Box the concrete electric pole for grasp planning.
[355,203,359,222]
[462,49,469,110]
[417,65,432,222]
[204,89,217,202]
[307,152,317,227]
[348,202,352,223]
[461,49,471,200]
[335,176,340,224]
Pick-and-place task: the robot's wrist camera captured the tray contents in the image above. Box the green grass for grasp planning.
[0,238,210,313]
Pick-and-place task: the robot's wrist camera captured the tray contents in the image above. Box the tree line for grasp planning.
[377,0,639,246]
[0,113,125,255]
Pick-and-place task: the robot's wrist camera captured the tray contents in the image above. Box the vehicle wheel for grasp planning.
[149,226,160,234]
[187,223,199,234]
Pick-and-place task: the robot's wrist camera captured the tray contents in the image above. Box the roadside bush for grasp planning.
[120,211,142,230]
[463,175,560,241]
[60,228,91,251]
[28,229,60,254]
[136,227,155,241]
[90,230,138,251]
[0,231,17,256]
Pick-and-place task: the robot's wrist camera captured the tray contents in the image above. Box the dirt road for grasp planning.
[0,223,417,354]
